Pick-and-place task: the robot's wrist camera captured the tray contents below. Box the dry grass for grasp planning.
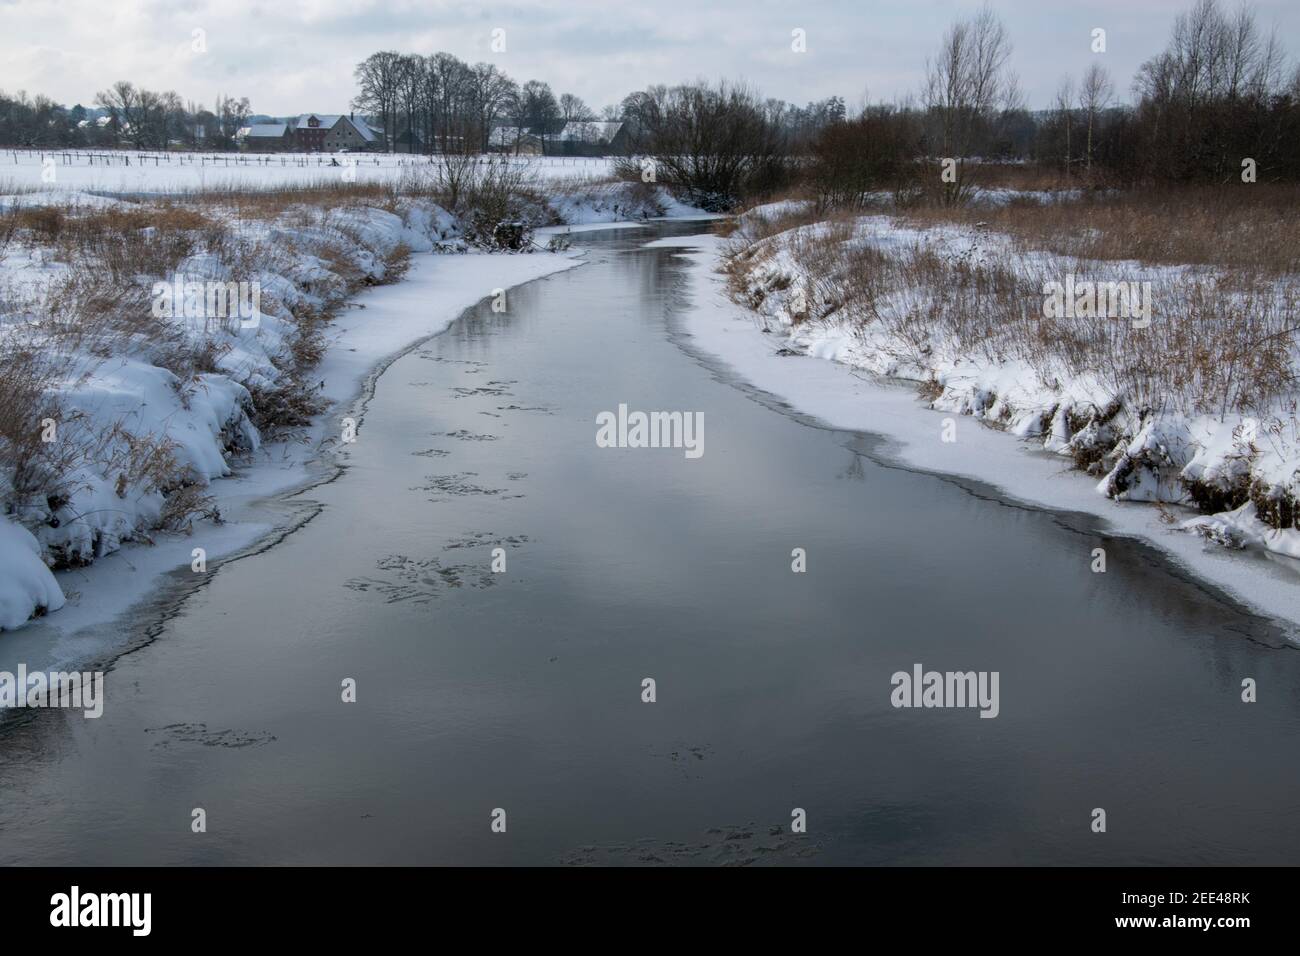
[0,168,572,559]
[725,213,1300,421]
[961,162,1079,192]
[716,196,824,244]
[1,203,225,280]
[232,184,405,221]
[0,347,74,507]
[381,241,413,284]
[0,182,430,541]
[896,184,1300,275]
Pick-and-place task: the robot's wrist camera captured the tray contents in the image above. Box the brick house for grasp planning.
[290,114,381,152]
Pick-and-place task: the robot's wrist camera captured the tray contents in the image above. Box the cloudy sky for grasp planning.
[5,0,1298,115]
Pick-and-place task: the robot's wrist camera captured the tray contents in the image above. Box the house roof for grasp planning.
[557,121,623,144]
[350,119,380,143]
[488,126,538,146]
[238,123,289,138]
[291,114,380,142]
[292,114,344,130]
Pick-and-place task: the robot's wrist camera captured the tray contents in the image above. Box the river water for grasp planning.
[0,221,1297,865]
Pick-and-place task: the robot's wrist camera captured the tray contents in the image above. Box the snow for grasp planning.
[2,246,585,665]
[0,181,603,639]
[650,233,1300,636]
[711,208,1300,568]
[0,519,64,630]
[543,181,714,226]
[0,162,708,659]
[0,148,614,194]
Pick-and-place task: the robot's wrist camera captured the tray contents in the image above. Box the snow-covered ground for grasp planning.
[1,148,615,194]
[716,206,1300,567]
[652,232,1300,637]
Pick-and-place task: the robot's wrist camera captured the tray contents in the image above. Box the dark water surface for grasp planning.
[1,222,1297,865]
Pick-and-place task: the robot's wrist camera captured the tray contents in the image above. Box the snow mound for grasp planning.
[0,519,65,630]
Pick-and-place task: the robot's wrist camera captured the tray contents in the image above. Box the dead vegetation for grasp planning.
[0,181,450,555]
[896,184,1300,275]
[732,217,1298,416]
[722,182,1300,528]
[0,347,71,509]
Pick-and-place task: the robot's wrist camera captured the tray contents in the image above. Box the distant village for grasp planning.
[0,97,631,157]
[1,47,845,157]
[235,114,628,156]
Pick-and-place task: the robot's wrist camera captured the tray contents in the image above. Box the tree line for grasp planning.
[349,49,847,157]
[616,0,1300,210]
[351,52,556,154]
[2,0,1294,209]
[0,84,253,150]
[799,0,1300,213]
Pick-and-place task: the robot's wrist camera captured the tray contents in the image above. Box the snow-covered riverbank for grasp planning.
[655,232,1300,636]
[0,247,585,670]
[716,206,1300,569]
[0,176,702,641]
[0,237,582,632]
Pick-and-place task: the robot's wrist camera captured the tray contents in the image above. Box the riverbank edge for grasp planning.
[655,233,1300,637]
[0,243,589,669]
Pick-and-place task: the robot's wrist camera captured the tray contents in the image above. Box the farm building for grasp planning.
[555,121,627,156]
[487,126,544,155]
[392,128,427,154]
[289,114,381,152]
[235,123,292,152]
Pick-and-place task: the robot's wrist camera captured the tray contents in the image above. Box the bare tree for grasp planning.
[1078,64,1112,173]
[353,51,403,151]
[156,90,186,149]
[808,104,919,210]
[1130,0,1295,182]
[613,79,789,210]
[469,63,517,152]
[95,81,141,144]
[520,80,560,153]
[394,54,423,152]
[559,93,595,125]
[1053,74,1076,177]
[215,94,251,147]
[428,53,471,152]
[922,4,1020,204]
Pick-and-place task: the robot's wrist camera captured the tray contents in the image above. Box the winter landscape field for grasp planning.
[1,0,1299,931]
[1,148,615,193]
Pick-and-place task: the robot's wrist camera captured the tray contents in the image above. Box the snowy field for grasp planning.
[0,148,616,194]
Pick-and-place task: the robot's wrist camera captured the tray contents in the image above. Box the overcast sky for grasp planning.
[5,0,1298,115]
